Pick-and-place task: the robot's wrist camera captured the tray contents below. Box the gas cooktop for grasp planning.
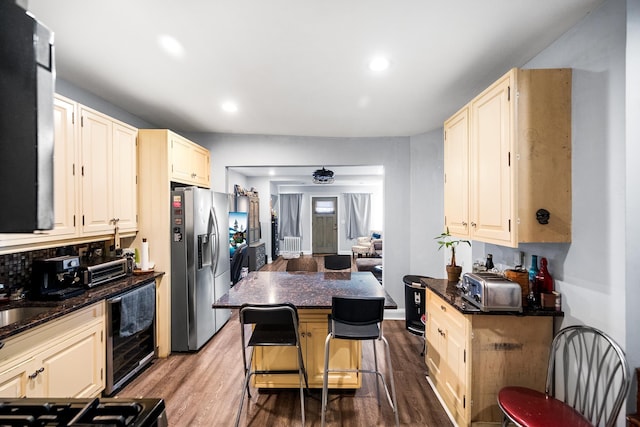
[0,397,166,427]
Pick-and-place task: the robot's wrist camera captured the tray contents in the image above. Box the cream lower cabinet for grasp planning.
[425,289,553,426]
[252,309,361,389]
[444,68,572,247]
[0,302,105,399]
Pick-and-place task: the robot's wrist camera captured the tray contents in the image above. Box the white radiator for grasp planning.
[281,236,301,259]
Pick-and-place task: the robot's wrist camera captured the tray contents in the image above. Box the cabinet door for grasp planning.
[112,123,138,233]
[444,107,470,238]
[252,320,361,389]
[80,108,114,235]
[50,96,79,237]
[304,321,360,388]
[0,358,33,398]
[32,321,105,398]
[190,143,210,188]
[169,134,194,184]
[426,291,469,426]
[470,73,513,244]
[444,313,467,421]
[0,96,78,247]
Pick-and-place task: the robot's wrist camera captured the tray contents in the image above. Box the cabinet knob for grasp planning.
[307,332,311,338]
[471,222,477,227]
[301,332,306,338]
[440,305,446,312]
[462,221,467,227]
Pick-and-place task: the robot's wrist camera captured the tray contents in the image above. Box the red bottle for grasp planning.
[535,257,554,294]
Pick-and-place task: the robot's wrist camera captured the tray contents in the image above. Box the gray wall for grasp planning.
[186,132,413,308]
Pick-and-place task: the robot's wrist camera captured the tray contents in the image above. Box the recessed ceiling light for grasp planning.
[369,56,390,72]
[221,101,239,113]
[157,34,184,59]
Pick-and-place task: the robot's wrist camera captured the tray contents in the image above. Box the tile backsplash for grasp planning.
[0,242,106,291]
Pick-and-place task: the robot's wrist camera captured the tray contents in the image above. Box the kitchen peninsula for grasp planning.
[421,277,562,426]
[213,271,397,388]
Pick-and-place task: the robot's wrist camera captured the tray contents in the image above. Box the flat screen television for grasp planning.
[229,211,248,257]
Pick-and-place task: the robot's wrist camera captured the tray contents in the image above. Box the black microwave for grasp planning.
[0,1,55,233]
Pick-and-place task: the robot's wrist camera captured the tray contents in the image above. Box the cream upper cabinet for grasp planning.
[444,68,571,247]
[111,123,138,233]
[443,106,470,238]
[469,72,513,243]
[0,95,79,248]
[169,132,210,187]
[51,95,79,238]
[80,106,137,236]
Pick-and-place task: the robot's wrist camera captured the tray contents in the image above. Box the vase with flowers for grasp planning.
[435,228,471,282]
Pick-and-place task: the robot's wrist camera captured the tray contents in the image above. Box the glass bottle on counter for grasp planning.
[527,255,540,308]
[535,257,554,294]
[485,254,494,271]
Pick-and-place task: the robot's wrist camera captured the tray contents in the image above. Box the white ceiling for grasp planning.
[27,0,604,139]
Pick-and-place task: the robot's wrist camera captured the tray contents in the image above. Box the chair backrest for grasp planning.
[324,255,351,270]
[331,296,384,326]
[286,257,318,272]
[546,325,630,427]
[239,303,299,327]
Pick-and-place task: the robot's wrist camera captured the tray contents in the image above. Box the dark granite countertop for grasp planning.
[421,277,563,317]
[0,271,164,342]
[213,271,397,309]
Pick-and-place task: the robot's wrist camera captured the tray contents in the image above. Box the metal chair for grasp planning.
[323,254,351,270]
[498,325,630,427]
[321,296,399,426]
[235,303,309,427]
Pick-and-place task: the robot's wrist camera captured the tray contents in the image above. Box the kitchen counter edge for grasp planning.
[0,271,165,341]
[421,277,563,317]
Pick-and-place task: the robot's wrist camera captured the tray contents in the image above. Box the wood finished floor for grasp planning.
[116,256,453,426]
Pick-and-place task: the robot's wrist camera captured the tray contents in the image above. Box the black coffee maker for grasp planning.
[31,255,85,300]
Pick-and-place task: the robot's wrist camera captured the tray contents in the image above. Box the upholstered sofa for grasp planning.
[351,234,383,259]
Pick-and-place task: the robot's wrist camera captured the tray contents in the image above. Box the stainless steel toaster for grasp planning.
[461,272,523,312]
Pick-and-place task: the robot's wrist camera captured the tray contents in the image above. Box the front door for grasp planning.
[312,197,337,254]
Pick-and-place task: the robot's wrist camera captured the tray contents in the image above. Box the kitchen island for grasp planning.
[213,271,397,389]
[420,277,561,427]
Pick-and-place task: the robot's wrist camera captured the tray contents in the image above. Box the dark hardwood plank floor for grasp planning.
[116,256,452,426]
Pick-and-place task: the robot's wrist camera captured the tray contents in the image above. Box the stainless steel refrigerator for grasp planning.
[170,187,231,351]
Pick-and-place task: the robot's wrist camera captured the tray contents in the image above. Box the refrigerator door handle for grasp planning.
[210,207,219,275]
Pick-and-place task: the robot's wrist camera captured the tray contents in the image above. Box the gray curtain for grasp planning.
[344,193,371,239]
[280,193,302,238]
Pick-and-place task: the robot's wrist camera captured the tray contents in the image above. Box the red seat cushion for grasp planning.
[498,386,593,427]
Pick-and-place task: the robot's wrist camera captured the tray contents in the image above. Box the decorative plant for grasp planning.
[435,228,471,267]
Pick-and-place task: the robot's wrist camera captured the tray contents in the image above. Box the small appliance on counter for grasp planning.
[30,255,85,300]
[78,256,127,287]
[461,272,523,312]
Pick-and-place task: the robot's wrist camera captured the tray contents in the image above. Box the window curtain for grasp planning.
[344,193,371,239]
[280,193,302,238]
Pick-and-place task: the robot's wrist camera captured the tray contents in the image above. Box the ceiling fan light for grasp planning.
[312,167,335,184]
